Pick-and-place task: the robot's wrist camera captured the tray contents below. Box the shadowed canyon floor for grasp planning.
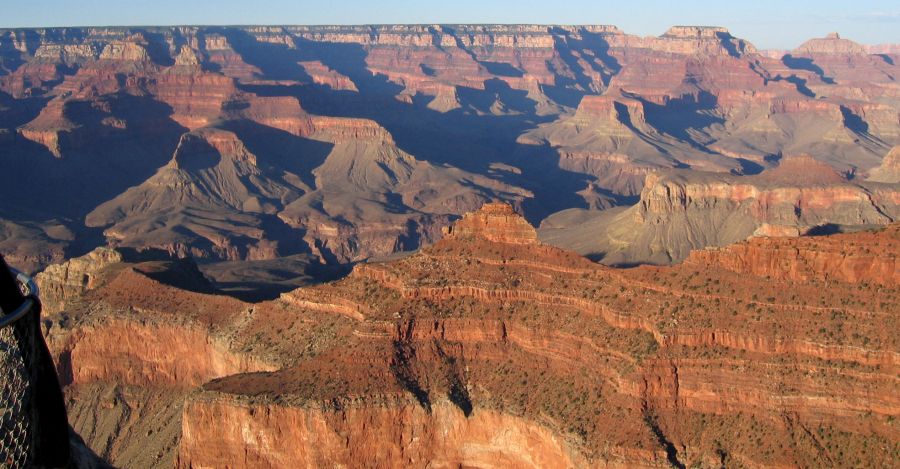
[36,203,900,468]
[1,25,899,281]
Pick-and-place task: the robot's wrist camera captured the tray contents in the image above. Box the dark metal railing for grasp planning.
[0,269,37,329]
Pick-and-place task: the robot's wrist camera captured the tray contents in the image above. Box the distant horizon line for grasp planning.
[1,23,897,50]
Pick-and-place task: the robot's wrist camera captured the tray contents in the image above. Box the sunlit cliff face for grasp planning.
[36,202,900,468]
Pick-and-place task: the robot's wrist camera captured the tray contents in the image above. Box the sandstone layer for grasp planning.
[36,203,900,468]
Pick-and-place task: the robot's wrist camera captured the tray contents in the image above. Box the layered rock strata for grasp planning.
[540,155,900,265]
[35,203,897,468]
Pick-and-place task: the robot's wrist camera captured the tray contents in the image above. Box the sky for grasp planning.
[5,0,900,50]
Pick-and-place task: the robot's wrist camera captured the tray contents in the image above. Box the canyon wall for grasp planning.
[1,25,899,273]
[541,155,900,265]
[166,206,900,468]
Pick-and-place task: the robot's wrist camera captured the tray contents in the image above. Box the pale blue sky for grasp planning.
[5,0,900,50]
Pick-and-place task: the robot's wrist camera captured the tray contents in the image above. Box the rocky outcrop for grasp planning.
[789,32,898,88]
[170,206,898,468]
[541,156,900,265]
[16,98,74,157]
[39,258,277,468]
[869,146,900,183]
[309,116,394,143]
[51,318,275,388]
[686,223,900,285]
[152,72,238,129]
[83,128,302,261]
[570,94,649,136]
[655,26,756,56]
[634,157,894,228]
[99,41,151,62]
[754,154,846,184]
[35,247,123,313]
[793,32,868,55]
[443,202,538,244]
[297,60,357,91]
[33,43,100,63]
[173,46,200,67]
[177,397,592,469]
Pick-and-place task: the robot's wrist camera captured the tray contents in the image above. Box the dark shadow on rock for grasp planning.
[63,225,107,261]
[479,61,524,77]
[456,79,538,115]
[584,251,607,263]
[549,28,598,92]
[265,37,594,223]
[393,218,428,253]
[456,85,497,114]
[433,340,473,417]
[783,55,835,84]
[774,75,816,98]
[69,425,115,469]
[639,90,724,147]
[644,412,686,469]
[0,92,53,129]
[257,213,317,259]
[0,30,41,71]
[216,28,314,82]
[764,153,783,165]
[876,54,894,66]
[391,336,432,413]
[221,119,334,190]
[840,106,869,134]
[806,223,842,236]
[485,78,537,114]
[614,101,637,129]
[734,158,765,175]
[715,32,741,58]
[118,246,184,263]
[198,254,351,302]
[419,63,437,77]
[173,133,221,171]
[116,247,219,293]
[541,84,585,109]
[0,94,187,219]
[136,260,217,295]
[603,254,671,268]
[579,29,622,83]
[134,29,176,67]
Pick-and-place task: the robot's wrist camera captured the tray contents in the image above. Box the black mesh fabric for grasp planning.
[0,257,69,469]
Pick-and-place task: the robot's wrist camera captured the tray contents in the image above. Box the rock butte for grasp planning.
[37,203,900,468]
[443,202,538,244]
